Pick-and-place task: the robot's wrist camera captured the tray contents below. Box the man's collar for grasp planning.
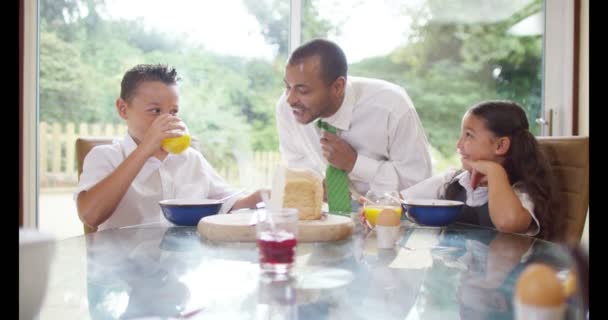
[320,78,354,131]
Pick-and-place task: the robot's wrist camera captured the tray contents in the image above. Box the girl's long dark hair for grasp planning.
[445,100,561,241]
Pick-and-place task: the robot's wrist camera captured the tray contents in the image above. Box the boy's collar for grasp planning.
[122,133,138,155]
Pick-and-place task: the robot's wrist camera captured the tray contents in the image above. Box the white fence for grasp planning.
[39,121,283,190]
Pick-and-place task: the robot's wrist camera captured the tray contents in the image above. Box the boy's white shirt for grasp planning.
[400,168,540,237]
[74,134,239,231]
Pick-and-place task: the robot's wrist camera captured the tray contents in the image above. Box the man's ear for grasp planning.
[495,136,511,156]
[116,98,128,120]
[331,76,346,97]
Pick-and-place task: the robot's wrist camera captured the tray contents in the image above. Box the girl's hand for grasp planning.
[357,207,366,226]
[356,196,372,231]
[462,160,503,189]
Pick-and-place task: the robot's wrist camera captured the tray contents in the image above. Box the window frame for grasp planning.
[22,0,38,228]
[542,0,576,136]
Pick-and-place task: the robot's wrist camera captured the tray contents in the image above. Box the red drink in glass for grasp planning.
[257,231,297,264]
[255,208,299,275]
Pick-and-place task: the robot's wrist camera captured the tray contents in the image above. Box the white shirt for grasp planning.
[74,134,239,231]
[400,169,540,236]
[276,76,433,197]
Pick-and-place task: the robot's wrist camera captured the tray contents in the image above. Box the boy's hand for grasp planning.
[139,115,186,156]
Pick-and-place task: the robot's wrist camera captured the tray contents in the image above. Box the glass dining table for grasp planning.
[37,214,586,319]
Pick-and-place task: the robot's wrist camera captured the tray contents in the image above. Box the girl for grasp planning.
[401,100,561,240]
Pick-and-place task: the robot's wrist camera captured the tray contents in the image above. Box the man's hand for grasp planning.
[320,131,357,172]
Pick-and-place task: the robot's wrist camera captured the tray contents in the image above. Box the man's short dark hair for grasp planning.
[288,39,348,85]
[120,64,180,102]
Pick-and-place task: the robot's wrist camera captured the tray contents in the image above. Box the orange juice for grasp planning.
[162,134,191,154]
[364,206,402,226]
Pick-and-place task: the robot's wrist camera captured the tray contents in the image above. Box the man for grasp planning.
[275,38,433,209]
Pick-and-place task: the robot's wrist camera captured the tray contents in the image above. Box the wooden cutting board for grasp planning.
[197,211,355,242]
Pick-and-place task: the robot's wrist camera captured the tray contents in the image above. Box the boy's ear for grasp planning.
[116,98,128,120]
[495,136,511,156]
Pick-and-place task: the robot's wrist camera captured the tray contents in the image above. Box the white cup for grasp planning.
[376,225,400,249]
[513,299,566,320]
[19,228,56,320]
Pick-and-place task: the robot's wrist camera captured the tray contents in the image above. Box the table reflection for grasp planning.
[36,220,585,320]
[256,274,297,320]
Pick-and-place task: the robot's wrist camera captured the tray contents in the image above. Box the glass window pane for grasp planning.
[302,0,544,173]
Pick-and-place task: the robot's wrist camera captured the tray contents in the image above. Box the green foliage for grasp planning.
[40,0,83,26]
[242,0,291,55]
[370,0,543,158]
[39,32,99,122]
[39,0,543,171]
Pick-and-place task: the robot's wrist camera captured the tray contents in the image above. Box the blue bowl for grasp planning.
[159,199,223,226]
[402,199,464,227]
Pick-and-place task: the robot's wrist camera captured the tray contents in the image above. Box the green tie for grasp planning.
[317,120,352,213]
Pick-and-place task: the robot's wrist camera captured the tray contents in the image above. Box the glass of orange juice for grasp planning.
[363,190,402,227]
[161,120,191,154]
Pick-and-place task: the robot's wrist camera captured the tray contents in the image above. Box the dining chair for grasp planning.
[76,137,115,234]
[537,136,589,244]
[75,135,201,234]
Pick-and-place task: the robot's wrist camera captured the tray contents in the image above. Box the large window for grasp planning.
[302,0,544,170]
[37,0,289,237]
[32,0,572,239]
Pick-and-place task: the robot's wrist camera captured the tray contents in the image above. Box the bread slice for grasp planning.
[281,168,323,220]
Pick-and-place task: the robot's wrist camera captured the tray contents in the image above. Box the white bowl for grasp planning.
[19,229,56,320]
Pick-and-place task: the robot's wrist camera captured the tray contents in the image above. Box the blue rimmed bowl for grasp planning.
[401,199,464,227]
[159,199,223,226]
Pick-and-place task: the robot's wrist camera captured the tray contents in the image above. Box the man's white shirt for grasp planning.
[276,76,433,197]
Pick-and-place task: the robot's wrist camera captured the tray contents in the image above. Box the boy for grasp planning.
[76,64,263,231]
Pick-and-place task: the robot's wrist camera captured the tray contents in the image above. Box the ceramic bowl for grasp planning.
[402,199,464,227]
[159,199,223,226]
